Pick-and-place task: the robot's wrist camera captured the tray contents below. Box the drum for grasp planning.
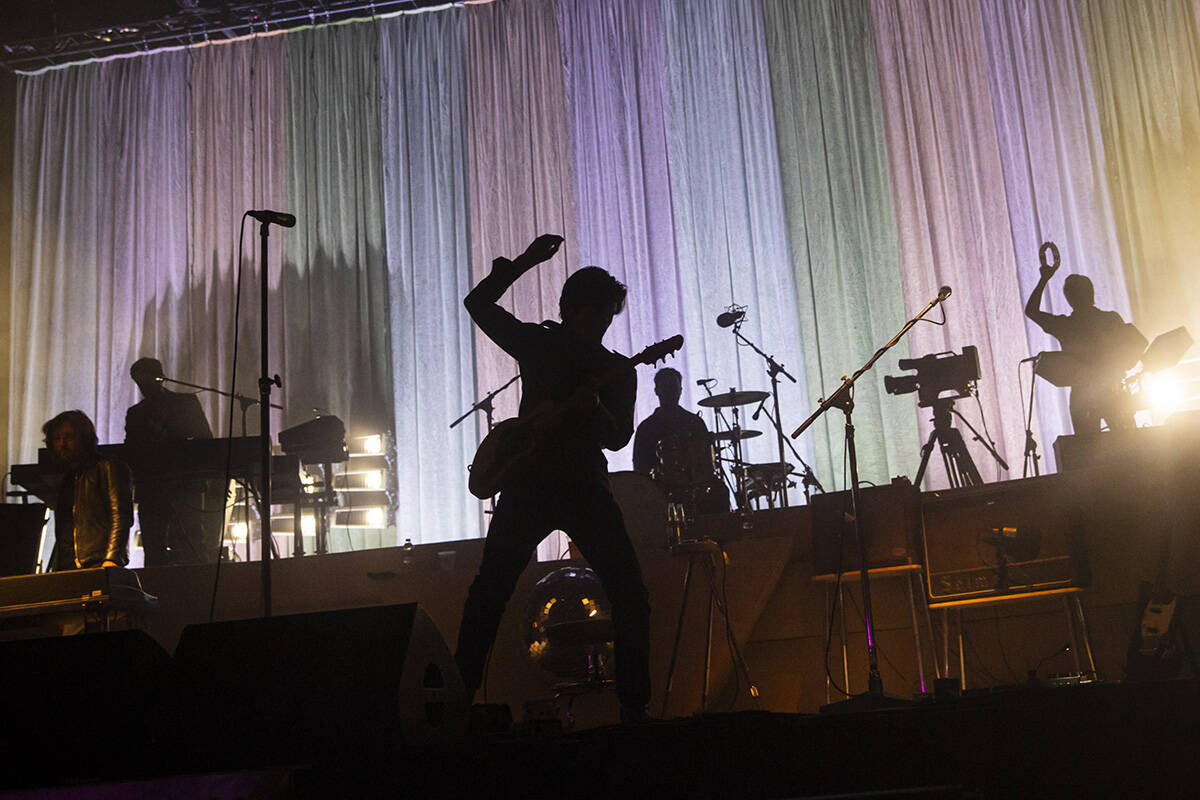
[655,433,716,490]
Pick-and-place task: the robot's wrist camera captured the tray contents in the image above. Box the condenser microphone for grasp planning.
[716,310,745,328]
[938,285,952,301]
[248,209,297,228]
[696,377,717,387]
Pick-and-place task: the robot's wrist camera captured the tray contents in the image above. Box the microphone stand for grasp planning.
[451,374,520,512]
[730,321,799,507]
[1021,357,1041,478]
[256,219,284,618]
[162,377,282,437]
[791,289,950,709]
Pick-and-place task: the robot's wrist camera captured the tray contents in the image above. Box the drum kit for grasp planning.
[650,387,796,513]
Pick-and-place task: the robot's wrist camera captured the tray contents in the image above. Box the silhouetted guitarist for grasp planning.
[456,234,651,722]
[1025,253,1145,434]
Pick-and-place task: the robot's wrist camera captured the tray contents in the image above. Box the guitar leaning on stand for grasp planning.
[469,335,684,500]
[1125,530,1197,681]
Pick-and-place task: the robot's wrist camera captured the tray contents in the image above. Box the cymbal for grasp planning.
[710,428,762,442]
[697,390,769,408]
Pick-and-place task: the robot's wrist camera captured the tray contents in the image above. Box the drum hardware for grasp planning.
[697,390,770,409]
[791,283,953,709]
[717,306,817,508]
[709,428,762,442]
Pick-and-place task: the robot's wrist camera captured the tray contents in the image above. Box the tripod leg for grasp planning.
[914,428,939,486]
[661,554,696,717]
[942,428,983,487]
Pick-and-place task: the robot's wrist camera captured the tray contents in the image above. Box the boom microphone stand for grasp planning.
[451,374,520,512]
[791,285,952,708]
[728,317,800,507]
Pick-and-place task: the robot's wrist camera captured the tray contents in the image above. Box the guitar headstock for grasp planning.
[633,335,684,367]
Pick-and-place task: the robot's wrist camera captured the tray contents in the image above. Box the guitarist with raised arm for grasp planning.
[456,233,654,723]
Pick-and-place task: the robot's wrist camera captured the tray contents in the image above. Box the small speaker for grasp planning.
[0,503,47,576]
[173,603,467,758]
[921,475,1090,604]
[811,479,921,575]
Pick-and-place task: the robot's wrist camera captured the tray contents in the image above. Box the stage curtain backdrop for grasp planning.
[763,0,919,487]
[380,9,481,545]
[977,0,1132,472]
[9,52,192,460]
[1077,0,1200,353]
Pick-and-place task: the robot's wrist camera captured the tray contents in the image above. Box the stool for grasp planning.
[660,538,721,716]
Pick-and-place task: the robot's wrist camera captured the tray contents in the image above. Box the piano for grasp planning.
[10,436,301,504]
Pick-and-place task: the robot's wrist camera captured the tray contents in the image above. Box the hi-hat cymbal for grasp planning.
[710,428,762,442]
[740,462,793,479]
[697,390,769,408]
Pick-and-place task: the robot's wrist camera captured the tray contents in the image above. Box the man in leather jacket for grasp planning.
[43,410,132,570]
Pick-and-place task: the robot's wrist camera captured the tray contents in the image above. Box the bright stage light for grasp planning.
[363,435,383,454]
[1143,373,1186,411]
[365,507,386,527]
[364,469,384,489]
[230,522,248,541]
[301,514,317,536]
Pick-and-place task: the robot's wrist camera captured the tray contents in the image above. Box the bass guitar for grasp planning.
[469,335,684,500]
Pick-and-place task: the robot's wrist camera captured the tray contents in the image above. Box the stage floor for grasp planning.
[4,679,1197,798]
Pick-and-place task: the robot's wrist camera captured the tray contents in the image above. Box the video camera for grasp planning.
[884,346,980,408]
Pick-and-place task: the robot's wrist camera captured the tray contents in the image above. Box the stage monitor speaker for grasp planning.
[921,475,1090,605]
[0,503,47,576]
[811,479,921,575]
[173,603,467,758]
[0,630,173,780]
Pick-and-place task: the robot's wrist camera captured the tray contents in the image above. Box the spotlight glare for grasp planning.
[363,435,383,454]
[365,507,385,527]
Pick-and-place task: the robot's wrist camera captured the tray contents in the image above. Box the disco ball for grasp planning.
[524,566,614,681]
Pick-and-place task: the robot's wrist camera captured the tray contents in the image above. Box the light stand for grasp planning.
[791,287,951,709]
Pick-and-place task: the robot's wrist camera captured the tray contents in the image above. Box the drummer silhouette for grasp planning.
[632,368,728,513]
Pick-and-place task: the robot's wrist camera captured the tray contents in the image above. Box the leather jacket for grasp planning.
[54,457,133,569]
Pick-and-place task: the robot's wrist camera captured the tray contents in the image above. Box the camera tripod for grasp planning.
[913,398,1008,489]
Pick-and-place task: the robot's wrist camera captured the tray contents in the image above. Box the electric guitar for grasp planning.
[1125,529,1192,680]
[469,335,684,499]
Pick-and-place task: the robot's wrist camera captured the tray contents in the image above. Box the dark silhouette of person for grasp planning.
[124,357,218,565]
[43,410,132,570]
[1025,262,1145,434]
[456,233,651,722]
[633,368,728,514]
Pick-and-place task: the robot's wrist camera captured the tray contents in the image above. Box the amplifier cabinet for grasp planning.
[921,474,1090,604]
[811,479,922,575]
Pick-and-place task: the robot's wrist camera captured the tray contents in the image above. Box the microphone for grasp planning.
[696,378,716,387]
[717,310,745,328]
[248,209,297,228]
[938,285,952,301]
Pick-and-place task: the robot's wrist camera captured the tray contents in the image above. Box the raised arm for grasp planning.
[464,234,564,355]
[1024,258,1059,331]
